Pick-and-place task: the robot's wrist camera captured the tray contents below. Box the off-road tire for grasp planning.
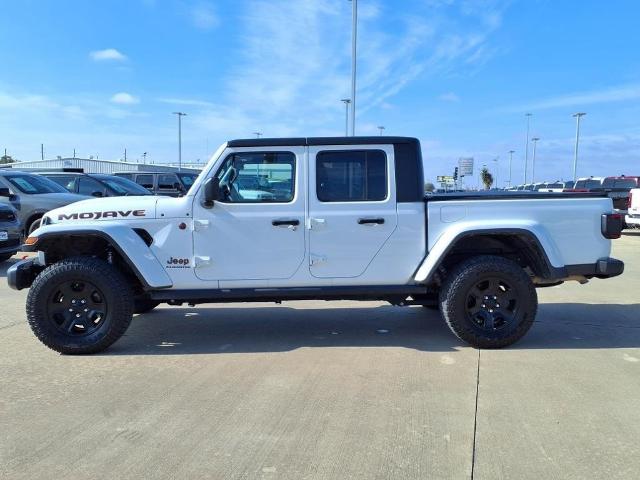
[134,298,160,314]
[26,257,134,354]
[439,255,537,349]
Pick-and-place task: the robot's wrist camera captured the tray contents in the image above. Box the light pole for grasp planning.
[572,112,586,182]
[377,126,385,136]
[524,113,532,184]
[531,137,540,184]
[493,157,499,189]
[340,99,351,136]
[173,112,187,172]
[253,131,263,139]
[349,0,358,136]
[508,150,515,187]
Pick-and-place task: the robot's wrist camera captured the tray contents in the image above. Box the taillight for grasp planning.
[601,213,623,239]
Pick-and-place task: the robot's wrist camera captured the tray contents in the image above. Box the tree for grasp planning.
[0,155,16,164]
[480,167,494,190]
[424,182,435,192]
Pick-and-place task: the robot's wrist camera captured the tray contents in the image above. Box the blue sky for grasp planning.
[1,0,639,186]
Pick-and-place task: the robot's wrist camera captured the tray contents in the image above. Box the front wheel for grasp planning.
[439,255,537,349]
[26,257,134,354]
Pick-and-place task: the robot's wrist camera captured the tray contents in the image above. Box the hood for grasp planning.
[42,192,92,205]
[44,195,159,224]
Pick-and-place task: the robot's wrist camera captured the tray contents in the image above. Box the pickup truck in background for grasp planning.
[595,176,640,221]
[7,136,625,354]
[626,188,640,228]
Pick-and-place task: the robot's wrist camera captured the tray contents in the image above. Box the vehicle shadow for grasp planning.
[102,302,640,356]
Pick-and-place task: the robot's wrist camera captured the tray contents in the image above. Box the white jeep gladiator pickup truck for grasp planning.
[8,137,624,354]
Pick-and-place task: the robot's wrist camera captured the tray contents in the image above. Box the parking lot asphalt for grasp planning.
[1,232,639,480]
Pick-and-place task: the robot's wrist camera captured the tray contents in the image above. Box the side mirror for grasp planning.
[203,177,220,208]
[0,187,10,197]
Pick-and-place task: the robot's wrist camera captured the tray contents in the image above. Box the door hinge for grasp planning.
[310,254,327,266]
[193,256,211,268]
[193,219,210,231]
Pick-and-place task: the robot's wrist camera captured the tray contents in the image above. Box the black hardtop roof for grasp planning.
[227,136,420,148]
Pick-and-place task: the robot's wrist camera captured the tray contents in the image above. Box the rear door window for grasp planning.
[157,174,180,191]
[135,174,154,189]
[316,150,387,202]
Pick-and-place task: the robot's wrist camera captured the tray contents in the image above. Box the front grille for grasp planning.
[0,210,16,221]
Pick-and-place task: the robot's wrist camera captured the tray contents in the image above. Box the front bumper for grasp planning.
[7,258,42,290]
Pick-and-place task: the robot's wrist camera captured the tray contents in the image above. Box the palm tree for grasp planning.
[480,167,494,190]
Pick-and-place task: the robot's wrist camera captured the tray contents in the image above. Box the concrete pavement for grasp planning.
[0,233,638,479]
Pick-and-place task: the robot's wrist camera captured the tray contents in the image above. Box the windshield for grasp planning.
[4,174,69,194]
[178,173,198,189]
[602,178,638,189]
[575,179,602,189]
[546,183,563,188]
[95,175,153,195]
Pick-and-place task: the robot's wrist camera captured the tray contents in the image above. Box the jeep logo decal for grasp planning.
[166,257,191,269]
[57,210,146,221]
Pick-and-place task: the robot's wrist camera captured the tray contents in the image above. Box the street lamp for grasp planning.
[340,99,351,136]
[531,137,540,184]
[253,131,263,138]
[524,113,532,184]
[348,0,358,136]
[493,157,499,189]
[173,112,187,172]
[377,126,385,136]
[572,112,586,182]
[508,150,515,187]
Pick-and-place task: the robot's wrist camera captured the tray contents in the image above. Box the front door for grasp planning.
[308,145,398,278]
[193,146,306,281]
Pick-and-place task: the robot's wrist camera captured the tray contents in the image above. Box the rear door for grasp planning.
[307,145,397,278]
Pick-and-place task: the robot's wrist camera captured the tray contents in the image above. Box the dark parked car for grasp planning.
[0,202,22,262]
[40,172,153,197]
[113,171,199,196]
[595,176,640,213]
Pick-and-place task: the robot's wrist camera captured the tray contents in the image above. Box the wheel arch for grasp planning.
[25,224,172,290]
[414,227,566,284]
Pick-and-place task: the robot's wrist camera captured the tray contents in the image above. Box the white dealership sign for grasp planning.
[458,157,474,176]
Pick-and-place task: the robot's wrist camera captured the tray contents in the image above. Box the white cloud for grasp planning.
[438,92,460,102]
[514,84,640,111]
[110,92,140,105]
[191,2,219,30]
[90,48,128,62]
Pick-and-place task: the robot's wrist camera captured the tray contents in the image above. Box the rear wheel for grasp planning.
[26,257,134,354]
[439,255,537,348]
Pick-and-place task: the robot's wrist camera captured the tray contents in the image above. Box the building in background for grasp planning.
[0,158,201,175]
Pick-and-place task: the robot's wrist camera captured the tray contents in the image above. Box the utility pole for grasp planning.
[73,148,76,158]
[377,126,385,136]
[524,113,532,184]
[531,137,540,184]
[349,0,358,136]
[493,157,499,189]
[173,112,187,172]
[340,99,351,136]
[124,148,127,162]
[572,113,586,182]
[142,152,147,164]
[253,131,262,139]
[41,144,44,160]
[508,150,515,187]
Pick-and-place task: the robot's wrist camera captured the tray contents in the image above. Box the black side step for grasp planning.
[149,285,428,305]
